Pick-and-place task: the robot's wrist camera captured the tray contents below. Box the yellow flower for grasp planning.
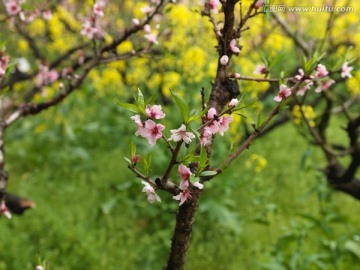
[246,153,268,172]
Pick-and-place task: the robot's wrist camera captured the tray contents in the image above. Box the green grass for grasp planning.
[1,95,360,270]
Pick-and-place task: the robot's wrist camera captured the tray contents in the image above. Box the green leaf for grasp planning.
[137,88,145,109]
[171,90,189,122]
[124,157,132,165]
[197,146,208,174]
[117,102,140,114]
[199,170,217,177]
[345,240,360,260]
[143,154,152,176]
[188,107,208,123]
[130,141,136,157]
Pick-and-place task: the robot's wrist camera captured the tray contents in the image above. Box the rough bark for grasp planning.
[163,189,201,270]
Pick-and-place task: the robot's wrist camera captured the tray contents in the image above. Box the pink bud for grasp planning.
[220,55,229,66]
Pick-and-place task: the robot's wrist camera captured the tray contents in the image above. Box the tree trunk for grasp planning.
[163,189,201,270]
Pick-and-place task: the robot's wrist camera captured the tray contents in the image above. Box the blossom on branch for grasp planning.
[36,64,59,87]
[145,105,165,119]
[220,55,229,66]
[254,0,264,9]
[178,164,191,190]
[138,119,165,146]
[228,98,239,107]
[5,0,21,16]
[93,1,106,17]
[341,62,353,78]
[141,181,161,203]
[274,84,291,102]
[315,79,335,93]
[173,189,191,206]
[294,69,305,81]
[169,124,195,144]
[315,64,329,78]
[254,64,268,75]
[0,55,9,78]
[81,20,98,39]
[230,39,240,54]
[200,127,212,146]
[209,0,220,9]
[297,79,313,96]
[218,115,233,136]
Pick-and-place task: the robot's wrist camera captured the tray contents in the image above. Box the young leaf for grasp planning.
[188,107,208,123]
[171,90,189,122]
[117,102,140,114]
[137,88,145,109]
[124,157,132,165]
[130,141,136,157]
[199,171,217,177]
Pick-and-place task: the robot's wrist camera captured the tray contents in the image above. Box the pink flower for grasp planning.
[42,10,52,20]
[81,20,98,39]
[93,1,105,16]
[36,266,44,270]
[144,24,151,33]
[145,105,165,119]
[209,0,220,10]
[315,64,329,78]
[200,126,212,146]
[315,79,335,93]
[254,0,264,9]
[132,18,140,25]
[6,0,21,16]
[36,64,59,86]
[141,5,153,14]
[193,181,204,189]
[131,114,143,127]
[141,181,161,203]
[297,79,313,96]
[274,84,291,102]
[220,55,229,66]
[206,108,217,120]
[169,124,195,144]
[341,62,353,78]
[230,39,240,54]
[294,69,305,81]
[0,55,9,78]
[173,189,191,206]
[254,64,268,75]
[1,200,11,219]
[178,164,191,181]
[228,98,239,107]
[142,119,165,146]
[144,33,158,44]
[218,115,233,136]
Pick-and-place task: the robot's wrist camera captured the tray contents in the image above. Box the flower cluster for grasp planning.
[81,1,106,39]
[36,64,59,87]
[127,97,238,205]
[200,106,234,146]
[292,105,317,127]
[274,62,354,102]
[173,164,203,205]
[131,105,166,146]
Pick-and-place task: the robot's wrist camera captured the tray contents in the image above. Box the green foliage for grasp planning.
[1,92,360,269]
